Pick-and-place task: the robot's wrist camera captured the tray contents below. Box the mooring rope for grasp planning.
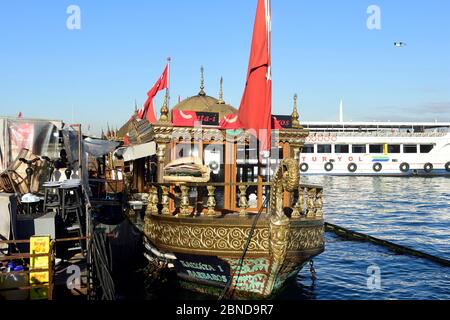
[325,222,450,267]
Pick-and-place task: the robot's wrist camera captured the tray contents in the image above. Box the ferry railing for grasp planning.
[134,182,324,219]
[308,131,447,138]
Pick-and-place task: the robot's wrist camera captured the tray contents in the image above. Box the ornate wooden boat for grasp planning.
[116,0,325,298]
[118,93,325,298]
[143,162,324,299]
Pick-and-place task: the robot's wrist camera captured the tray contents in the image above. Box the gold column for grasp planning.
[239,185,248,217]
[179,185,192,217]
[161,186,170,215]
[315,188,323,217]
[156,143,167,183]
[306,187,316,218]
[206,186,216,216]
[292,186,305,218]
[150,186,159,215]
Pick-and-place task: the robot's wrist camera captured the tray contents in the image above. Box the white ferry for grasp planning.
[299,121,450,176]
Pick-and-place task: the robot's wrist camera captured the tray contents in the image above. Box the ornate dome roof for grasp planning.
[170,94,237,120]
[170,69,237,121]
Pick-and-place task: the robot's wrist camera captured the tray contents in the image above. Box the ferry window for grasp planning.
[369,145,384,154]
[420,145,434,153]
[388,145,401,154]
[302,144,314,153]
[404,145,417,154]
[335,145,349,154]
[352,145,366,154]
[317,145,332,153]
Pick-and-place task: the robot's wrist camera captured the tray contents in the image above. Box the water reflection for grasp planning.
[304,176,450,258]
[284,176,450,300]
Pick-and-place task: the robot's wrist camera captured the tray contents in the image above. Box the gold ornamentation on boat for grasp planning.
[145,217,324,255]
[287,225,325,251]
[146,220,270,253]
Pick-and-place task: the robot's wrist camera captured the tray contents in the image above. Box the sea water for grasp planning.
[278,176,450,300]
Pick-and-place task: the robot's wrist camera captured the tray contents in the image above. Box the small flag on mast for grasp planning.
[138,61,170,123]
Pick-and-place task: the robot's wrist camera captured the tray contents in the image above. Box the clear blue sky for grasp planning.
[1,0,449,134]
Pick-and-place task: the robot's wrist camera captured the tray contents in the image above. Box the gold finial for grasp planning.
[199,66,206,96]
[217,77,225,104]
[159,91,169,123]
[291,93,300,128]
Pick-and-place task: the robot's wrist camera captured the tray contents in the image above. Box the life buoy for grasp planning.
[445,162,450,172]
[348,163,357,173]
[373,163,382,172]
[324,162,333,172]
[424,163,433,173]
[208,161,219,171]
[309,136,316,142]
[300,163,309,172]
[399,163,410,173]
[331,136,337,142]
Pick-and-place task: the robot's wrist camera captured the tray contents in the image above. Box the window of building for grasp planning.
[388,145,401,154]
[317,144,332,153]
[302,144,314,153]
[420,144,434,153]
[369,145,384,154]
[352,144,367,154]
[404,145,417,154]
[335,144,349,154]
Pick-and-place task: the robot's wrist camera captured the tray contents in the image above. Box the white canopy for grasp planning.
[121,142,156,162]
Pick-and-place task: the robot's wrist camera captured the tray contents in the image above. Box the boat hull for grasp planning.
[144,214,324,299]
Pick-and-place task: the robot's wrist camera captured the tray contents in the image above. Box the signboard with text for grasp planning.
[273,115,292,129]
[173,253,230,285]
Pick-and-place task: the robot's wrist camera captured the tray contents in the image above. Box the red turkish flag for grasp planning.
[172,110,198,127]
[138,63,169,123]
[219,114,241,130]
[237,0,272,154]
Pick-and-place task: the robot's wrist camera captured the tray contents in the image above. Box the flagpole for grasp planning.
[167,57,171,110]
